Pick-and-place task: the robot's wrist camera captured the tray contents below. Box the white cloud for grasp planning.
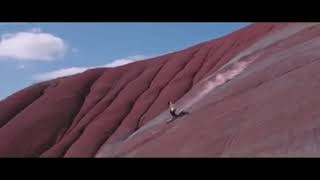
[33,55,150,81]
[33,67,88,81]
[30,27,41,33]
[0,23,31,26]
[105,55,147,67]
[0,28,67,61]
[17,64,26,69]
[71,48,79,53]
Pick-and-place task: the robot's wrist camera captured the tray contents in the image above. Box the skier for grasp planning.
[167,101,190,123]
[168,101,179,120]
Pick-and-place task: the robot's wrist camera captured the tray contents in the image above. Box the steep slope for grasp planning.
[1,23,318,157]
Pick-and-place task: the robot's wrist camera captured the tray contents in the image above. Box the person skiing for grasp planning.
[167,101,179,122]
[167,101,190,123]
[169,101,178,116]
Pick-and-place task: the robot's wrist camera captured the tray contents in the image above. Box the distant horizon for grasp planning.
[0,23,250,100]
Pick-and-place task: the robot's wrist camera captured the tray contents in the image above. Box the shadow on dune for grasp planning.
[167,110,190,123]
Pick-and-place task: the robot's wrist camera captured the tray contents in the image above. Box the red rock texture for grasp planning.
[1,23,319,157]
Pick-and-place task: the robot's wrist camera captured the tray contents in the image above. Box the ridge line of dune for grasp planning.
[40,68,144,157]
[62,67,147,156]
[0,82,50,128]
[94,60,168,151]
[137,47,202,127]
[54,70,106,143]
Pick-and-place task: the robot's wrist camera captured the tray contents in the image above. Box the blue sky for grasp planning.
[0,23,250,100]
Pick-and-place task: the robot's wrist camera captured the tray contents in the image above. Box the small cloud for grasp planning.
[33,67,88,81]
[104,59,134,67]
[17,64,26,69]
[71,48,79,53]
[30,27,42,33]
[103,55,148,67]
[0,23,31,26]
[0,28,67,61]
[33,55,150,82]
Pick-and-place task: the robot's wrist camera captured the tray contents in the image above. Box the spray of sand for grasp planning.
[181,60,251,111]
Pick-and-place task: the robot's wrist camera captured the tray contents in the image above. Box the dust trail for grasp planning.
[179,23,319,111]
[200,23,318,84]
[181,60,252,111]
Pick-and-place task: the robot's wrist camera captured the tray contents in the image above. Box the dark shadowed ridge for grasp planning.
[1,23,320,157]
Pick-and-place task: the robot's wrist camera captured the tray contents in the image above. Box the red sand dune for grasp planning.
[1,23,320,157]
